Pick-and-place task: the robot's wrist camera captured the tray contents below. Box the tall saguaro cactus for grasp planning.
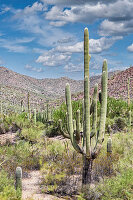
[64,28,108,185]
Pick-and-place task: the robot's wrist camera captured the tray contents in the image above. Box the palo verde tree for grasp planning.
[60,28,108,186]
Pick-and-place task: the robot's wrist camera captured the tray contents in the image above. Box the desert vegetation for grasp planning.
[0,28,133,200]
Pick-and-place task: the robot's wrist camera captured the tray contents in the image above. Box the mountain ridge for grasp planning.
[0,66,132,111]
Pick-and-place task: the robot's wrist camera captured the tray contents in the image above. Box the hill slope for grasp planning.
[0,66,132,111]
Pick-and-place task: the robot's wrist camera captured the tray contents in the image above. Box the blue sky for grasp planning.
[0,0,133,80]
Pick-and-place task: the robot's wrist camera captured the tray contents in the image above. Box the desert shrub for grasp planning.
[19,121,45,142]
[40,140,82,194]
[20,127,43,143]
[96,168,133,200]
[106,97,128,119]
[0,141,40,173]
[0,170,17,200]
[114,117,127,131]
[45,125,59,137]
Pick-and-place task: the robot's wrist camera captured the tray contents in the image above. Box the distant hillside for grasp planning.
[0,66,132,111]
[73,67,133,102]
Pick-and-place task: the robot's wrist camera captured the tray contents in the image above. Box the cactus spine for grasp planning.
[15,167,22,198]
[64,28,108,185]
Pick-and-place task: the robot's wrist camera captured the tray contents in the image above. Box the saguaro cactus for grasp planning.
[15,167,22,198]
[107,137,112,175]
[34,108,36,125]
[127,78,130,107]
[21,100,24,112]
[27,92,31,119]
[64,28,108,185]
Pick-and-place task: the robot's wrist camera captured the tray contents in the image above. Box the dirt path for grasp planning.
[22,170,66,200]
[0,131,17,145]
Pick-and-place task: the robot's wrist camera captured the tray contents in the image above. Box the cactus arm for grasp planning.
[65,83,83,154]
[76,109,81,143]
[84,76,90,157]
[98,59,108,141]
[58,119,70,139]
[92,84,98,136]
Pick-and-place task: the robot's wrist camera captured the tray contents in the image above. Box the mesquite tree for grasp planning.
[60,28,108,185]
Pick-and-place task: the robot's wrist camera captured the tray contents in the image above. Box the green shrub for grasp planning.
[96,168,133,200]
[0,170,17,200]
[114,117,127,131]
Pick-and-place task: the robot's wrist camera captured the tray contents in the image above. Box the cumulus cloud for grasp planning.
[55,36,122,54]
[56,42,83,53]
[42,0,116,6]
[45,0,133,37]
[25,64,44,72]
[11,3,73,47]
[36,49,71,66]
[127,43,133,52]
[23,2,46,14]
[99,20,133,36]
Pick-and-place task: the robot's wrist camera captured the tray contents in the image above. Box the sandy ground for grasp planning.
[0,131,17,145]
[22,170,65,200]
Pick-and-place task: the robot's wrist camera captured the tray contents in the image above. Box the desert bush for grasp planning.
[106,97,128,119]
[114,117,127,131]
[0,141,40,173]
[40,140,82,194]
[96,168,133,200]
[0,170,17,200]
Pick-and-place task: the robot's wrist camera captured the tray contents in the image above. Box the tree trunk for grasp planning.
[82,156,93,185]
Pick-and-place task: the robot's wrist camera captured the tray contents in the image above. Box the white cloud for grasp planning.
[44,0,133,37]
[64,63,83,72]
[0,6,11,15]
[127,43,133,52]
[42,0,116,6]
[23,2,46,14]
[0,37,34,53]
[90,36,123,53]
[36,49,71,66]
[25,64,44,73]
[55,36,122,54]
[11,3,73,47]
[49,21,67,27]
[99,20,133,36]
[56,42,83,53]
